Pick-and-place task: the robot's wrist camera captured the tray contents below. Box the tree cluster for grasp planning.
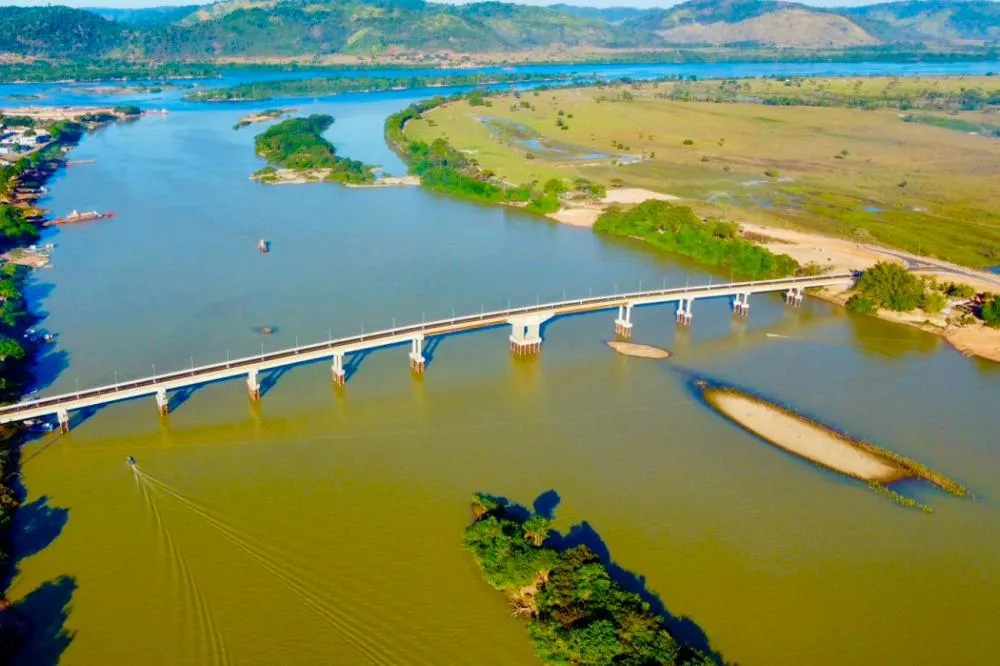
[253,114,374,184]
[464,494,716,665]
[594,200,798,279]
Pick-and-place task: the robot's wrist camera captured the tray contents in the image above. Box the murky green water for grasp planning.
[7,87,1000,665]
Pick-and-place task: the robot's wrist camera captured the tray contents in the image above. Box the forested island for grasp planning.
[252,114,374,185]
[464,493,718,665]
[186,72,582,102]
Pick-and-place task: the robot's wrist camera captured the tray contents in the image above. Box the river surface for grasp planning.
[5,62,1000,665]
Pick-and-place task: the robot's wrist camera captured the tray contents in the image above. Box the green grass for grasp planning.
[406,79,1000,268]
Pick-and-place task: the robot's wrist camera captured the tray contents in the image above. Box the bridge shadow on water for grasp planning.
[485,490,728,666]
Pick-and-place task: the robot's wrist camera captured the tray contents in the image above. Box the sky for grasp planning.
[0,0,906,9]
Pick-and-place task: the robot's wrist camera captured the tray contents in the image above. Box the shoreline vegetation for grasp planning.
[696,380,968,512]
[393,82,1000,363]
[251,114,375,186]
[0,105,125,655]
[464,493,718,665]
[185,72,586,103]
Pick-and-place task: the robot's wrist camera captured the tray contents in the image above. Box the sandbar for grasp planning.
[703,388,905,483]
[606,341,671,359]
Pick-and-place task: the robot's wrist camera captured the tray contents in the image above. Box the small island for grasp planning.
[251,114,375,186]
[185,72,579,103]
[233,108,291,130]
[464,493,717,665]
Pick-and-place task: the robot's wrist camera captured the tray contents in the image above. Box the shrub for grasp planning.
[853,262,926,311]
[983,294,1000,326]
[944,282,975,299]
[847,294,878,315]
[764,169,780,178]
[682,139,694,145]
[920,290,947,314]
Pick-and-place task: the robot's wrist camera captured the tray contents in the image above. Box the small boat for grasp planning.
[46,209,116,226]
[127,456,137,466]
[257,239,270,254]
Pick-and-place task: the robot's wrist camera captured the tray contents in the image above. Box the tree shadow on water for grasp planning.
[8,575,77,666]
[2,496,70,592]
[550,520,727,665]
[484,490,728,665]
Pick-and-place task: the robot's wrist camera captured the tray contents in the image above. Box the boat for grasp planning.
[46,209,116,226]
[127,456,137,466]
[258,239,270,254]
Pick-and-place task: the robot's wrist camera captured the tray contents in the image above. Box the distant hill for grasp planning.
[843,0,1000,43]
[1,0,999,60]
[88,6,201,27]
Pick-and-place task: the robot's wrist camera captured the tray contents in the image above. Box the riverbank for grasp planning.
[0,106,122,655]
[392,91,1000,364]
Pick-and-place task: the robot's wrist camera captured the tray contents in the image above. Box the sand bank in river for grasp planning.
[703,388,904,483]
[701,385,968,500]
[548,188,681,227]
[606,341,671,359]
[345,175,420,188]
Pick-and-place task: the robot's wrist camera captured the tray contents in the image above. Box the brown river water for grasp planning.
[5,86,1000,665]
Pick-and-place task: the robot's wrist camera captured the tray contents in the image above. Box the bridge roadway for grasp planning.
[0,272,855,429]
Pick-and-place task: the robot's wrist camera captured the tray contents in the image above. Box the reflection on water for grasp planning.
[6,63,1000,665]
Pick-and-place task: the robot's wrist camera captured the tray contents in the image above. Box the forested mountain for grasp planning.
[1,0,998,60]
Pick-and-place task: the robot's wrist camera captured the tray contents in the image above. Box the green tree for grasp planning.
[982,294,1000,326]
[854,262,925,312]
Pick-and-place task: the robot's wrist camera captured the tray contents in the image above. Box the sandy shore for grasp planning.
[549,188,680,227]
[703,388,906,483]
[345,175,420,188]
[606,341,671,359]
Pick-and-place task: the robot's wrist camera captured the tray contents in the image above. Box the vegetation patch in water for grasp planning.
[464,493,718,665]
[695,380,967,509]
[252,114,374,185]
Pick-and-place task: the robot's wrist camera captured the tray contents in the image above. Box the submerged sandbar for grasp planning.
[607,341,671,359]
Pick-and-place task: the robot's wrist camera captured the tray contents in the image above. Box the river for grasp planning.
[4,62,1000,665]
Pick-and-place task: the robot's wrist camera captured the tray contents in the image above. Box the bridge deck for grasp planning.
[0,273,854,424]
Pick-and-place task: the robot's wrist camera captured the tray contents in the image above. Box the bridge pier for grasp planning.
[332,352,346,386]
[675,298,694,326]
[614,304,633,338]
[57,409,69,433]
[509,313,551,356]
[733,293,750,317]
[247,370,260,401]
[785,286,804,306]
[409,336,426,374]
[155,389,168,417]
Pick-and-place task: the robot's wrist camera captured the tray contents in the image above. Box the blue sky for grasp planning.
[1,0,904,9]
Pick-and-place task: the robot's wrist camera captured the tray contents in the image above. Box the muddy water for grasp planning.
[6,77,1000,665]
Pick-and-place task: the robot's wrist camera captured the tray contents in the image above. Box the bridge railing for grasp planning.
[0,273,855,416]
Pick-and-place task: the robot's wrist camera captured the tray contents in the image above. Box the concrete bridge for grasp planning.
[0,273,856,431]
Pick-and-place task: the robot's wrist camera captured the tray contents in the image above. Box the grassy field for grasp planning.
[405,77,1000,268]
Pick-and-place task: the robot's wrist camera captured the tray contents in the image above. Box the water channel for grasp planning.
[5,62,1000,665]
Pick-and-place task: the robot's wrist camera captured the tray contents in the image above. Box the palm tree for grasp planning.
[523,515,551,547]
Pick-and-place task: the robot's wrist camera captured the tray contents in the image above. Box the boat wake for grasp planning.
[133,468,391,664]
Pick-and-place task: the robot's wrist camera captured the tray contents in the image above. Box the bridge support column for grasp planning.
[509,313,551,356]
[676,298,694,326]
[409,335,426,374]
[57,409,69,434]
[785,287,804,306]
[247,370,260,401]
[614,304,633,338]
[332,352,346,386]
[733,293,750,317]
[155,389,168,417]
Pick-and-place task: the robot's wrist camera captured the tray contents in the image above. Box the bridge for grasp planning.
[0,273,855,431]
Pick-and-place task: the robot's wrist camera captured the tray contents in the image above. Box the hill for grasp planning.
[0,0,999,60]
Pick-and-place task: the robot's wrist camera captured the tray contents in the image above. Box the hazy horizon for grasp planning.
[0,0,938,11]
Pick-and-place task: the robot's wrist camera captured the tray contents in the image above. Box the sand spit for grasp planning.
[699,384,968,504]
[606,341,671,359]
[703,388,904,483]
